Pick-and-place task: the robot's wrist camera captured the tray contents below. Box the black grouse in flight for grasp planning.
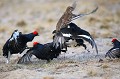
[2,30,38,63]
[17,42,66,64]
[105,38,120,58]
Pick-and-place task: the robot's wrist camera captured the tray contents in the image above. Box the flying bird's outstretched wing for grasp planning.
[56,2,76,32]
[56,2,98,32]
[71,6,98,21]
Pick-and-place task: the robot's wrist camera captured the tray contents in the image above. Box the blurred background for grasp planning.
[0,0,120,54]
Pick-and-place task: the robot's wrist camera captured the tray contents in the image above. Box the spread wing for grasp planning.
[17,48,33,64]
[71,6,98,21]
[53,32,66,50]
[53,2,76,50]
[9,30,20,42]
[53,2,98,52]
[55,2,98,32]
[2,30,22,63]
[54,23,98,54]
[56,2,76,32]
[3,30,21,54]
[74,35,98,54]
[8,30,22,50]
[105,48,120,58]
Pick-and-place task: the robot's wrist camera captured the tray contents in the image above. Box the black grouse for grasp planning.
[105,38,120,58]
[17,42,66,64]
[53,22,98,54]
[2,30,38,63]
[53,2,98,51]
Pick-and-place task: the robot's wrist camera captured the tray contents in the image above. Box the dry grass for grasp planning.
[90,30,98,38]
[87,70,97,77]
[47,18,54,23]
[0,26,6,32]
[16,20,27,27]
[100,24,110,29]
[55,64,68,69]
[87,17,100,24]
[0,64,22,72]
[101,64,109,69]
[100,29,112,38]
[43,76,54,79]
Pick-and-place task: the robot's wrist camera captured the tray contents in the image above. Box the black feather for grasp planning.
[105,39,120,58]
[53,22,98,54]
[17,42,66,64]
[2,30,38,62]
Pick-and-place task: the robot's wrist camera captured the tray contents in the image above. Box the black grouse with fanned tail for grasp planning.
[105,38,120,58]
[17,42,66,64]
[2,30,38,63]
[53,23,98,54]
[53,2,98,50]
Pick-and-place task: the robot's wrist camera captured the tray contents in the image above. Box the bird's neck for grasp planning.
[24,33,36,42]
[114,41,120,47]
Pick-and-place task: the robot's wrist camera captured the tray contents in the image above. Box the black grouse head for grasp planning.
[112,38,118,43]
[33,42,39,46]
[32,31,39,36]
[111,38,120,46]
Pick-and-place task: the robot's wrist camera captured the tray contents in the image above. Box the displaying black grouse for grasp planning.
[105,38,120,58]
[53,2,98,51]
[17,42,66,64]
[53,23,98,54]
[2,30,38,63]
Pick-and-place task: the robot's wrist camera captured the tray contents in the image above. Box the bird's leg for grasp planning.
[65,43,67,52]
[6,51,11,63]
[62,42,67,52]
[62,50,66,61]
[86,49,90,52]
[82,44,90,52]
[82,44,87,50]
[75,43,90,52]
[62,43,67,60]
